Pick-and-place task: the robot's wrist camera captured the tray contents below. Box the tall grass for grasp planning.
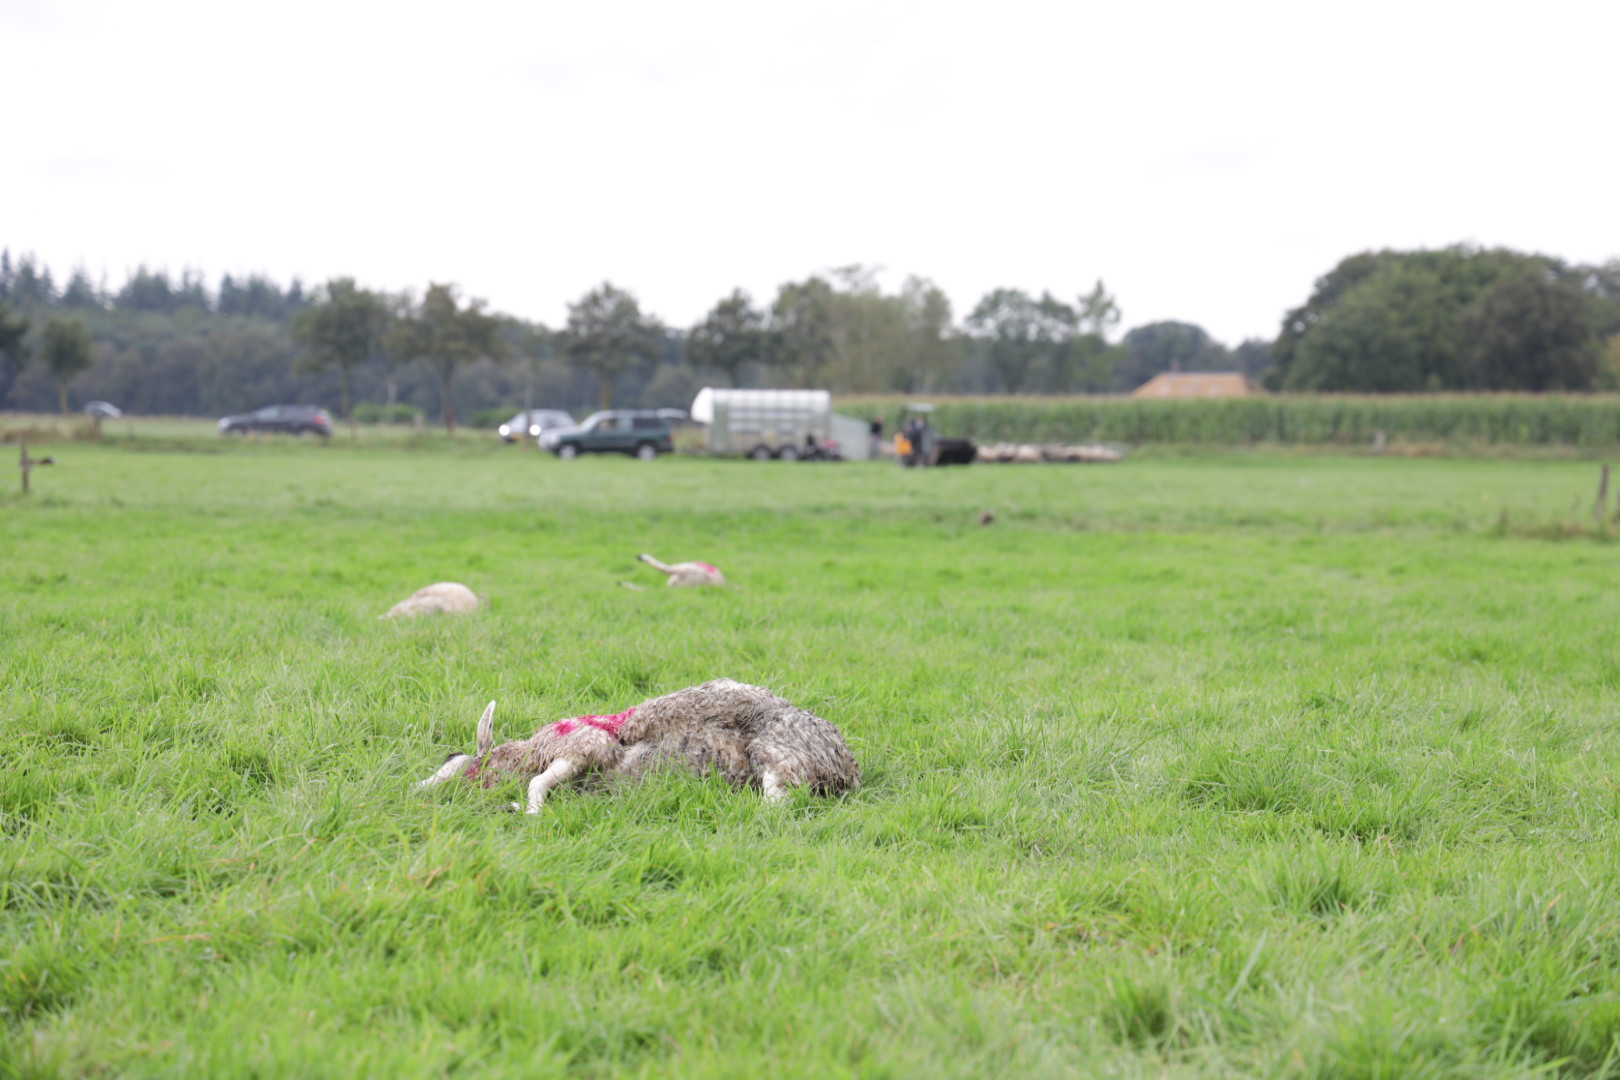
[3,449,1619,1077]
[841,394,1620,448]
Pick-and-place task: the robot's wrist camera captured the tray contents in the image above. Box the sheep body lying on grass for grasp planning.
[416,679,860,812]
[383,582,482,618]
[638,554,725,586]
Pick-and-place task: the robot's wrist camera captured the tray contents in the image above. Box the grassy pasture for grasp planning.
[3,443,1620,1078]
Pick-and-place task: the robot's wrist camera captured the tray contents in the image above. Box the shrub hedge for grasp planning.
[351,402,425,424]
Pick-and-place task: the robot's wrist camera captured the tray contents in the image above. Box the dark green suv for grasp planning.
[539,410,675,460]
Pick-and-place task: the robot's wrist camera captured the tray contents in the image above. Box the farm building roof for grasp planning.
[1131,372,1265,398]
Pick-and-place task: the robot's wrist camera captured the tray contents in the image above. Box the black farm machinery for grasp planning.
[894,403,977,467]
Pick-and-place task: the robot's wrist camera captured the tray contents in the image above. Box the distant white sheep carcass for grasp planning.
[382,582,483,618]
[638,554,725,587]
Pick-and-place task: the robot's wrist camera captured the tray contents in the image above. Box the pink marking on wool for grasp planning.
[543,707,635,742]
[577,708,634,738]
[696,563,718,574]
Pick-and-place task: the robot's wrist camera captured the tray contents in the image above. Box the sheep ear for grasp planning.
[477,701,496,755]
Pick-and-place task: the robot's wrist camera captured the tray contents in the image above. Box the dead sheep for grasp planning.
[416,678,861,812]
[382,582,483,618]
[638,554,725,587]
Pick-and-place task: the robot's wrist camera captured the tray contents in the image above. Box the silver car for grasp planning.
[498,409,574,443]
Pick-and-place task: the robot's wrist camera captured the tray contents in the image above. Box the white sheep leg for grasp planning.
[525,758,583,814]
[415,754,471,791]
[761,768,790,805]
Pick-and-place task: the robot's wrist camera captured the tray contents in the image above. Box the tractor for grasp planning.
[894,403,976,467]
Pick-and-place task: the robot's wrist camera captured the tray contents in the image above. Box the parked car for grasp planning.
[538,410,675,460]
[497,409,574,443]
[83,400,123,419]
[218,404,334,437]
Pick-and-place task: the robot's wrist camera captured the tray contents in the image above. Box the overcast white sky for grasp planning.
[4,0,1616,344]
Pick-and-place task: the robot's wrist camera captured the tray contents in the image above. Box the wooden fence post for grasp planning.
[1596,463,1611,529]
[20,442,56,495]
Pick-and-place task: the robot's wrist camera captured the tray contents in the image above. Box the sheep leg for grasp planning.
[415,754,471,791]
[525,758,583,814]
[761,768,791,805]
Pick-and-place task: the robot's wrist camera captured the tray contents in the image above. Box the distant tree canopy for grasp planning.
[687,288,768,389]
[0,251,590,420]
[115,266,212,313]
[965,289,1075,394]
[4,241,1620,423]
[290,278,389,426]
[42,314,95,414]
[219,273,309,320]
[564,282,664,410]
[1461,272,1599,391]
[767,276,838,388]
[895,276,958,394]
[0,298,30,410]
[4,252,56,307]
[685,271,964,394]
[60,269,99,308]
[818,268,961,395]
[389,283,506,433]
[1117,321,1229,390]
[962,285,1120,394]
[1229,339,1275,380]
[1271,246,1617,392]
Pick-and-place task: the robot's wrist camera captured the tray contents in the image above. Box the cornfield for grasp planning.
[837,395,1620,448]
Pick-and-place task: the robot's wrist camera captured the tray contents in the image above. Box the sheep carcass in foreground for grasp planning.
[415,679,860,812]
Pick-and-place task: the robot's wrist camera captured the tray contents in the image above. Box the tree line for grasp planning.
[2,245,1617,430]
[1272,247,1620,392]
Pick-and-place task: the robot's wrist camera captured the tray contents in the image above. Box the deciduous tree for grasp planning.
[1118,321,1228,390]
[42,314,95,414]
[1461,272,1599,391]
[1077,279,1121,339]
[373,290,412,419]
[290,278,388,434]
[564,283,663,410]
[390,283,506,434]
[761,272,959,393]
[897,276,958,393]
[965,289,1076,393]
[688,289,767,387]
[1270,246,1584,392]
[767,277,837,387]
[1060,334,1123,393]
[818,267,909,393]
[1284,261,1490,392]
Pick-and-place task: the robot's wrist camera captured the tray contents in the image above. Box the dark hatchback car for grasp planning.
[539,410,675,459]
[218,404,334,437]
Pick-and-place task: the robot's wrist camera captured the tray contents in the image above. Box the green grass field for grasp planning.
[4,442,1619,1078]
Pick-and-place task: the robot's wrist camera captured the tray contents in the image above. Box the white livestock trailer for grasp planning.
[689,388,872,461]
